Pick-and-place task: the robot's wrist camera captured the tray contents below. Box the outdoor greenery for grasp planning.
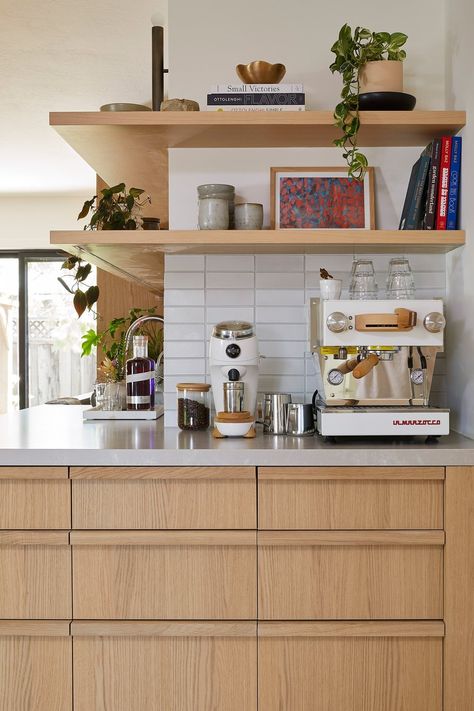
[78,183,150,231]
[330,24,408,179]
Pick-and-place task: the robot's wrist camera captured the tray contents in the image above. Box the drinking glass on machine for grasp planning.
[349,259,378,300]
[386,257,415,299]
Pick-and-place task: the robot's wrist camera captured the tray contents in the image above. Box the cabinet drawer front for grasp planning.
[73,622,256,711]
[72,477,255,529]
[73,532,256,619]
[259,622,442,711]
[0,480,70,529]
[259,532,443,619]
[258,467,443,529]
[0,625,71,711]
[0,535,71,619]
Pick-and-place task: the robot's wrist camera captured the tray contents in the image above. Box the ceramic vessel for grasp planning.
[234,203,264,230]
[320,279,342,300]
[358,60,403,94]
[198,197,229,230]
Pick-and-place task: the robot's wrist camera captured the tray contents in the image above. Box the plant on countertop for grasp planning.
[81,307,163,382]
[58,255,99,317]
[78,183,151,230]
[330,24,408,179]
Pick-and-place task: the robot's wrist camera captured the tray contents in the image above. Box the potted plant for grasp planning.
[81,307,163,383]
[330,24,408,178]
[78,183,151,230]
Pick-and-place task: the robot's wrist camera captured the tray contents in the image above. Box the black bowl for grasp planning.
[358,92,417,111]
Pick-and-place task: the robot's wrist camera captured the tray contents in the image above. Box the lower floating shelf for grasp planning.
[50,229,465,293]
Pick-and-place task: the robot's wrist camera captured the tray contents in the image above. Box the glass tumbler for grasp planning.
[349,259,378,300]
[386,258,416,299]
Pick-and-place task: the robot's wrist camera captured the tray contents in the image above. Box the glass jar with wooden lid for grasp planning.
[176,383,211,431]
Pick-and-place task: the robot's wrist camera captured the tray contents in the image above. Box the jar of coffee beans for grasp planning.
[176,383,211,431]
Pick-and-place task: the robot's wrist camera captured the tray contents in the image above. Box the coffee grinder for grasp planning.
[209,321,259,437]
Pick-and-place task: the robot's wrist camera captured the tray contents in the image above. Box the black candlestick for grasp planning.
[152,26,168,111]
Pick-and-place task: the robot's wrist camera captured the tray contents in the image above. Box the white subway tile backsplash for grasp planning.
[256,306,305,323]
[164,272,205,289]
[260,358,305,375]
[206,289,254,306]
[164,358,206,376]
[206,255,255,271]
[260,341,306,358]
[163,251,448,424]
[256,289,305,306]
[164,307,205,323]
[165,341,205,358]
[206,306,254,323]
[165,290,205,306]
[206,272,254,289]
[257,323,308,341]
[256,272,304,289]
[256,254,304,272]
[165,255,205,271]
[164,323,205,341]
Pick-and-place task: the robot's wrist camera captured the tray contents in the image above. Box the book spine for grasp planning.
[207,93,305,105]
[447,136,462,229]
[399,160,420,230]
[424,138,442,230]
[435,136,452,230]
[405,155,431,229]
[209,84,304,93]
[206,105,306,112]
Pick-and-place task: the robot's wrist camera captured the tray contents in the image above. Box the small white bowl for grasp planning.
[214,420,254,437]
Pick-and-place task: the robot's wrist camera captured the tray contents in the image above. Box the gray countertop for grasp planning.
[0,405,473,467]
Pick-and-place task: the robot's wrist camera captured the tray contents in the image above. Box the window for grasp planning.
[0,252,96,411]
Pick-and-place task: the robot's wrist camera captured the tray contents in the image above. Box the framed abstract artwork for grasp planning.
[270,167,375,229]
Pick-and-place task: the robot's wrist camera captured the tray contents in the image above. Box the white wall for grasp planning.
[445,0,474,437]
[0,197,82,250]
[168,0,446,230]
[0,0,165,196]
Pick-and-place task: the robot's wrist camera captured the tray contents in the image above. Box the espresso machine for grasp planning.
[310,298,449,438]
[209,321,259,437]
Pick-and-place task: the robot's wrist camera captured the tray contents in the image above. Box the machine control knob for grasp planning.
[423,312,446,333]
[326,312,349,333]
[225,343,241,358]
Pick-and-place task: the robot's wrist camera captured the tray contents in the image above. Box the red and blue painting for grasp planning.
[272,168,374,229]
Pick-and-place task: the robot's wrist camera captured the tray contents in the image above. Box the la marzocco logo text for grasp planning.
[392,419,441,426]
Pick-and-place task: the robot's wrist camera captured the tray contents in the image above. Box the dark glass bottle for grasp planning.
[126,335,155,410]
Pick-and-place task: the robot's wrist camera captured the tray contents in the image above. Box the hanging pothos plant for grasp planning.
[330,24,408,179]
[58,255,99,318]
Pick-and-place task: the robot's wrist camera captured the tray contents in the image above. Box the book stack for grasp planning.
[206,84,305,112]
[399,136,462,230]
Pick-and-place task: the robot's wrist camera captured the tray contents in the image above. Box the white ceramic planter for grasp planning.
[359,60,403,93]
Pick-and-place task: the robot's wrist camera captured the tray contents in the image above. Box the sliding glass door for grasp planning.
[0,252,96,411]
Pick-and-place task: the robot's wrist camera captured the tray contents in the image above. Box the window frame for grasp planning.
[0,249,67,409]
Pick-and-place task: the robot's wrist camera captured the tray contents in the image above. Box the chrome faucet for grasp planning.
[124,315,164,360]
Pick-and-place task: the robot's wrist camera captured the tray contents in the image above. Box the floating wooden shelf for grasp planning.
[51,229,466,294]
[49,110,466,204]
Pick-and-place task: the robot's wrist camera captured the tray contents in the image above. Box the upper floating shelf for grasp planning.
[50,110,466,150]
[51,229,466,294]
